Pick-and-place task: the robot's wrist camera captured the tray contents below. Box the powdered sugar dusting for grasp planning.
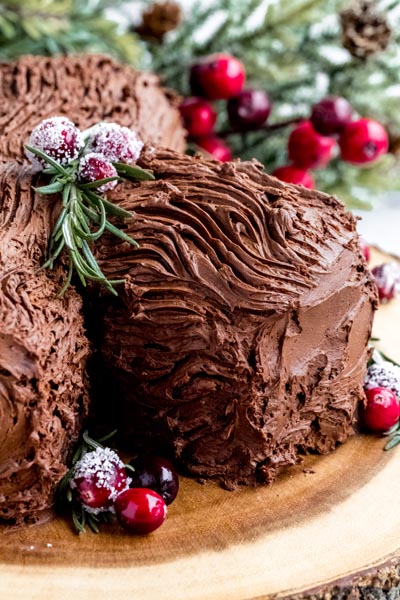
[365,362,400,399]
[78,152,118,193]
[70,447,131,515]
[26,116,84,168]
[87,122,143,164]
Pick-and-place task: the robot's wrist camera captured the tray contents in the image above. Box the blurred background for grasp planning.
[0,0,399,252]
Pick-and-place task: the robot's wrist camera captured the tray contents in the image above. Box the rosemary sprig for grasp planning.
[26,144,154,296]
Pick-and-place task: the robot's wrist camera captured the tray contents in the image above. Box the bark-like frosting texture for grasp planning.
[0,54,185,162]
[0,162,89,523]
[96,148,377,489]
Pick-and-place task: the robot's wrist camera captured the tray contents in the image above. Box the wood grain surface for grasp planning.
[1,248,399,600]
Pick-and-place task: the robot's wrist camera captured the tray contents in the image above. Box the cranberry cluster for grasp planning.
[27,117,143,189]
[179,53,389,190]
[70,448,179,535]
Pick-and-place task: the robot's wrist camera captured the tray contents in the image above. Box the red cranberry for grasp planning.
[359,238,370,263]
[272,166,314,189]
[311,96,353,136]
[79,152,118,192]
[179,97,216,138]
[227,89,271,131]
[197,136,232,161]
[288,121,336,169]
[190,53,245,100]
[339,118,388,164]
[362,387,400,432]
[26,116,84,168]
[115,488,167,534]
[70,447,130,513]
[129,456,179,505]
[372,262,400,302]
[87,122,143,164]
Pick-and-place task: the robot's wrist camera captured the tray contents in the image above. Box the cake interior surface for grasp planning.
[95,148,377,489]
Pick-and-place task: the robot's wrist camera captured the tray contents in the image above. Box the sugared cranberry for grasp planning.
[196,136,232,161]
[129,456,179,505]
[362,387,400,432]
[79,152,118,192]
[227,89,271,131]
[339,118,388,164]
[372,262,400,302]
[190,53,245,100]
[70,447,130,513]
[87,122,143,164]
[179,97,217,138]
[288,121,336,169]
[311,96,353,136]
[115,488,167,534]
[359,238,370,263]
[272,165,314,189]
[26,116,84,168]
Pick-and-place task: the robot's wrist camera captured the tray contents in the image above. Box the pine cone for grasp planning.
[340,0,392,59]
[135,1,182,42]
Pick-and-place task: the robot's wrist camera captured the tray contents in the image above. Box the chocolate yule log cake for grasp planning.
[0,161,89,524]
[95,148,377,489]
[0,54,185,162]
[0,56,185,524]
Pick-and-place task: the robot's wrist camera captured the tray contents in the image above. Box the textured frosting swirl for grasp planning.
[0,54,185,162]
[96,148,377,488]
[0,162,90,524]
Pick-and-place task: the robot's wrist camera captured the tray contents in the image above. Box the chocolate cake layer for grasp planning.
[0,54,185,162]
[96,148,377,489]
[0,162,90,523]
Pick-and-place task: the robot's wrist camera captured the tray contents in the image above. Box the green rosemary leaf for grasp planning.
[79,176,122,190]
[382,422,400,436]
[43,238,65,269]
[25,145,70,177]
[104,220,139,247]
[52,206,68,239]
[42,166,58,176]
[384,435,400,451]
[62,182,72,207]
[57,260,74,297]
[35,180,64,194]
[82,431,104,450]
[114,162,155,181]
[87,514,100,534]
[97,430,118,445]
[85,189,133,219]
[81,240,105,276]
[72,506,86,535]
[81,196,107,239]
[125,463,136,475]
[62,215,76,251]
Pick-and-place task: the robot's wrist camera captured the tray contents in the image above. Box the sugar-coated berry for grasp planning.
[272,166,314,189]
[87,122,143,164]
[311,96,353,136]
[227,89,271,131]
[115,488,167,535]
[288,121,336,169]
[365,362,400,400]
[79,152,118,192]
[26,116,84,168]
[190,53,245,100]
[359,238,370,263]
[70,447,130,514]
[339,118,388,164]
[179,97,217,138]
[362,387,400,433]
[129,456,179,505]
[372,262,400,302]
[196,136,232,161]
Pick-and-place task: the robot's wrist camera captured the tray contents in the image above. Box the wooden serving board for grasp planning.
[1,249,400,600]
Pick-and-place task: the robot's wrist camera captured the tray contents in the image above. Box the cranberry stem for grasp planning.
[218,116,303,138]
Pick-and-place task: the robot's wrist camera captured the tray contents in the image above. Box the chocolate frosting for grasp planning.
[0,162,90,523]
[96,148,377,488]
[0,54,185,162]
